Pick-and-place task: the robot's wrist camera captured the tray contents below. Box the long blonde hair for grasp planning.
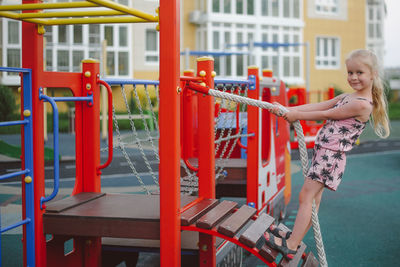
[346,49,390,138]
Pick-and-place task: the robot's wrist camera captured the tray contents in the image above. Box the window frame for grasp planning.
[315,36,341,70]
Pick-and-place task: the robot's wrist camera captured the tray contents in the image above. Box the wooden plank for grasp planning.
[180,199,219,226]
[278,242,307,267]
[217,205,257,237]
[238,213,275,248]
[45,192,106,213]
[196,200,238,229]
[259,243,279,263]
[301,252,319,267]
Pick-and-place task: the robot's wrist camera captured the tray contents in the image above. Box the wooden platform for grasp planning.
[44,193,197,239]
[44,192,318,267]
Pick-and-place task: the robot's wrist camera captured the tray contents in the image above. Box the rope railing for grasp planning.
[186,81,328,267]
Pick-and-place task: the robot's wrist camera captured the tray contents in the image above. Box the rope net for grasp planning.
[101,79,249,196]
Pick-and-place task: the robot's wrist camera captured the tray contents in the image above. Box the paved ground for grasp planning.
[1,121,400,266]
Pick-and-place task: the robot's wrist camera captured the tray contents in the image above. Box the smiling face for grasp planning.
[346,57,374,92]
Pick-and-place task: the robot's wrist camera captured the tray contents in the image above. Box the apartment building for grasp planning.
[1,0,386,99]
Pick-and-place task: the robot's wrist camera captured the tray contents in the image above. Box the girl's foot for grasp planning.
[269,225,292,239]
[264,232,298,260]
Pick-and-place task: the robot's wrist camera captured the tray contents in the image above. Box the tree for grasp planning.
[0,85,17,121]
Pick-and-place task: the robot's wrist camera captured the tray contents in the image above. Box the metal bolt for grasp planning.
[86,83,91,90]
[24,176,32,184]
[177,87,182,94]
[84,71,91,78]
[23,110,31,117]
[199,70,206,77]
[211,71,216,77]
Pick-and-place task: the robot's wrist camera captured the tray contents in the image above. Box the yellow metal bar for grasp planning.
[0,2,97,11]
[87,0,157,21]
[15,10,127,19]
[26,16,152,25]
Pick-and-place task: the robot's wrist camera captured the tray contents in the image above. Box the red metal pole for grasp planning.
[159,0,181,266]
[182,70,198,159]
[247,66,260,209]
[197,57,216,267]
[21,1,46,265]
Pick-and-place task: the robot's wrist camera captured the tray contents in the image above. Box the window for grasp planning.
[2,21,131,82]
[57,50,69,72]
[5,20,21,76]
[73,25,83,44]
[368,5,383,39]
[118,52,129,75]
[104,26,114,46]
[58,25,68,44]
[315,0,338,15]
[8,21,19,44]
[72,51,84,72]
[145,29,159,63]
[316,37,340,69]
[119,26,128,47]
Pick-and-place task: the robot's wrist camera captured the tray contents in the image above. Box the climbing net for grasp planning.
[101,79,250,195]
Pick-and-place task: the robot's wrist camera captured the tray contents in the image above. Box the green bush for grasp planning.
[388,102,400,120]
[0,85,18,121]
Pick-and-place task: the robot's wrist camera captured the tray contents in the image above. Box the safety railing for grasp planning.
[0,66,35,267]
[38,88,93,209]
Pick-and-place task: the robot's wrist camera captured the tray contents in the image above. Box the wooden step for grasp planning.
[196,200,238,229]
[181,199,219,226]
[45,192,106,213]
[259,243,279,263]
[238,213,274,248]
[218,205,257,237]
[301,252,319,267]
[278,242,307,267]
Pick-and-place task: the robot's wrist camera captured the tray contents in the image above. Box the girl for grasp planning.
[264,49,390,260]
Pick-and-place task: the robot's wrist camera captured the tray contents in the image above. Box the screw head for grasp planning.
[199,70,206,77]
[86,83,91,90]
[84,71,91,78]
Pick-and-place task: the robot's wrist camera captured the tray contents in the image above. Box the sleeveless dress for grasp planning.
[306,95,372,191]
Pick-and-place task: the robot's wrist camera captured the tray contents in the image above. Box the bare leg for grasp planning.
[270,179,324,251]
[270,185,324,239]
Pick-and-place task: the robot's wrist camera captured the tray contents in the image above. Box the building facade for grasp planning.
[1,0,386,101]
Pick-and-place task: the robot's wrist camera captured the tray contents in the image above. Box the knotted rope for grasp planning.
[188,83,328,266]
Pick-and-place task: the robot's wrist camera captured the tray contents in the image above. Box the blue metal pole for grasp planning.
[22,70,35,267]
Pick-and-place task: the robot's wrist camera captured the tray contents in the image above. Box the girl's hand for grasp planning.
[283,110,298,123]
[271,102,285,116]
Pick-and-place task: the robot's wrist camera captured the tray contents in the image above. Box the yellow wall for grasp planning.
[304,0,366,102]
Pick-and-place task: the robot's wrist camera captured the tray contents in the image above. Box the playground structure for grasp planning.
[0,1,323,266]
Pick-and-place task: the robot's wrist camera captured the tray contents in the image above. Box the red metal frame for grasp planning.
[159,0,181,266]
[196,58,217,267]
[246,67,260,210]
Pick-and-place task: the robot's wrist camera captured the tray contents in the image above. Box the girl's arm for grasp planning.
[288,94,346,112]
[284,99,371,123]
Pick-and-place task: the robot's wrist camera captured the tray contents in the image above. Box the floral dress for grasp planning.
[306,95,372,191]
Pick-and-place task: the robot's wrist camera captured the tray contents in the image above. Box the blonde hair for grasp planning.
[346,49,390,138]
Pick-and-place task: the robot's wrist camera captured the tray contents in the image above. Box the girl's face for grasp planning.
[346,57,374,92]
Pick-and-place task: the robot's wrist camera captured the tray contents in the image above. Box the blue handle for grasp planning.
[39,89,60,209]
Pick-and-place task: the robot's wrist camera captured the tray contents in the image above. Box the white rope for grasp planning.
[205,88,328,267]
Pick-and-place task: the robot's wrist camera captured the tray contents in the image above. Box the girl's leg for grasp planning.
[272,178,324,251]
[301,185,324,238]
[271,185,324,239]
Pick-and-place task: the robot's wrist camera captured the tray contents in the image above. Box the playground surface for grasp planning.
[1,121,400,266]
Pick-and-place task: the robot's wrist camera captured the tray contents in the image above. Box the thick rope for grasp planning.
[204,88,328,267]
